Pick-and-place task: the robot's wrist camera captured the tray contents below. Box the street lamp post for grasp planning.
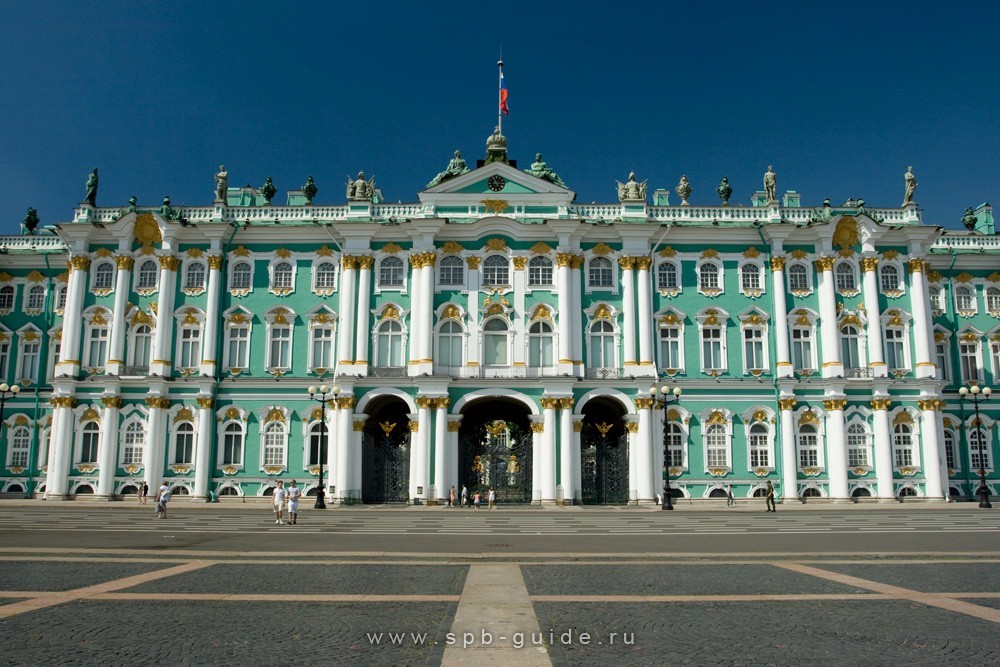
[959,384,993,509]
[307,384,337,509]
[649,383,682,510]
[0,383,21,449]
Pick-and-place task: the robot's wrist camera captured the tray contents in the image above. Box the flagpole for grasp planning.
[497,51,503,135]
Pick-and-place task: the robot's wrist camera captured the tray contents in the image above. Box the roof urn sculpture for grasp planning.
[903,166,917,205]
[346,171,375,201]
[214,165,228,202]
[127,196,137,213]
[427,150,471,188]
[23,207,39,234]
[763,165,777,202]
[961,207,978,231]
[84,168,99,205]
[302,176,318,203]
[616,171,647,202]
[525,153,568,188]
[261,177,276,204]
[675,175,692,206]
[716,177,733,206]
[485,126,508,164]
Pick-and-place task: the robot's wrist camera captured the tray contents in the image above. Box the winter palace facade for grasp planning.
[0,140,997,505]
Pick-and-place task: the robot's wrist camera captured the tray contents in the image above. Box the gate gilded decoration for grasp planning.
[361,420,410,503]
[581,422,629,505]
[459,420,532,503]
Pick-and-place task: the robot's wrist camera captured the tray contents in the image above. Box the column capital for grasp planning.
[430,397,450,409]
[158,255,180,271]
[618,256,636,270]
[860,256,879,272]
[822,398,848,411]
[357,255,374,269]
[908,258,926,274]
[633,397,655,409]
[814,256,836,272]
[635,256,652,271]
[870,398,892,411]
[556,252,575,268]
[145,397,171,410]
[340,255,357,269]
[466,255,481,269]
[50,396,78,409]
[69,256,91,272]
[557,397,575,410]
[917,398,942,411]
[353,420,366,431]
[101,396,123,409]
[448,420,463,432]
[769,256,786,271]
[530,422,544,433]
[335,395,356,409]
[540,397,560,410]
[114,255,134,270]
[778,397,797,411]
[569,255,584,270]
[195,397,214,409]
[207,255,223,271]
[624,422,639,433]
[415,396,434,409]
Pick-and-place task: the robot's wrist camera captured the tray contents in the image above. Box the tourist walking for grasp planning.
[765,481,776,512]
[154,481,170,519]
[726,485,735,507]
[460,485,468,508]
[139,481,148,505]
[473,490,482,511]
[487,487,496,510]
[449,486,456,508]
[272,481,287,525]
[286,480,301,525]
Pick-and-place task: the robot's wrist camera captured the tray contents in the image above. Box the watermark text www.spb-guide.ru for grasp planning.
[367,628,635,648]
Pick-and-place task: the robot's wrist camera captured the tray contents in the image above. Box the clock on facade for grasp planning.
[487,175,506,192]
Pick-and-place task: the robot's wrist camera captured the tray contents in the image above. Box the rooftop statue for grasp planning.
[485,126,508,164]
[85,168,99,205]
[962,207,978,231]
[127,196,137,213]
[346,171,375,201]
[302,176,318,203]
[526,153,568,188]
[716,177,733,206]
[215,165,228,202]
[675,175,692,206]
[616,171,647,202]
[763,165,777,202]
[427,150,471,188]
[23,207,39,234]
[261,177,276,204]
[903,166,917,205]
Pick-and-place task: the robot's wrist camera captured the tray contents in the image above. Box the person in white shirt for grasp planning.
[154,482,171,519]
[286,480,302,525]
[272,481,287,525]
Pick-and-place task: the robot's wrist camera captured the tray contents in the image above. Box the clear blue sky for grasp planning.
[1,1,997,234]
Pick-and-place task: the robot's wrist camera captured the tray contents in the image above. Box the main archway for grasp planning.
[580,395,629,505]
[457,397,532,504]
[360,394,411,503]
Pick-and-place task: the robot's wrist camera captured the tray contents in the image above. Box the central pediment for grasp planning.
[418,161,575,208]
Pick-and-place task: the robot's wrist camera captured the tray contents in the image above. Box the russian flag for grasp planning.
[500,70,509,115]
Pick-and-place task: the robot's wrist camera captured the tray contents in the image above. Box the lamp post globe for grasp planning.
[961,384,992,509]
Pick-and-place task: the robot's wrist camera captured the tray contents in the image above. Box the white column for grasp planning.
[465,257,481,375]
[329,401,340,497]
[407,255,424,372]
[570,258,584,375]
[779,398,798,500]
[816,258,843,377]
[149,255,179,377]
[335,396,354,502]
[96,396,122,497]
[353,256,372,371]
[771,258,792,378]
[559,399,576,503]
[556,253,573,374]
[409,398,431,502]
[193,396,213,499]
[420,260,435,369]
[447,416,462,500]
[199,256,223,377]
[143,397,169,491]
[861,257,886,377]
[540,399,557,502]
[106,257,133,375]
[620,257,637,374]
[871,398,894,499]
[824,398,849,499]
[337,257,357,375]
[432,397,449,503]
[350,415,365,500]
[530,419,543,504]
[636,256,654,376]
[572,417,583,502]
[919,399,945,499]
[627,418,638,503]
[636,399,654,502]
[58,257,90,376]
[45,397,75,498]
[909,259,935,378]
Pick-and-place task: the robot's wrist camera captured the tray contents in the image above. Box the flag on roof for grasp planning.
[499,69,509,116]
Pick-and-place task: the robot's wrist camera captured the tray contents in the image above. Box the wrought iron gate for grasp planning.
[459,420,532,503]
[361,423,410,503]
[581,423,629,505]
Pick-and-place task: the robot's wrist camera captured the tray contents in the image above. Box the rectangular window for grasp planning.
[791,328,813,371]
[970,431,991,469]
[179,328,202,369]
[743,328,765,371]
[311,327,334,370]
[841,333,860,370]
[701,328,723,371]
[749,431,769,467]
[0,340,9,380]
[935,343,949,381]
[706,434,728,467]
[18,341,40,382]
[799,435,818,468]
[959,342,980,383]
[87,327,108,368]
[227,326,249,369]
[992,342,1000,380]
[847,430,869,467]
[659,326,681,371]
[885,329,906,371]
[269,327,291,369]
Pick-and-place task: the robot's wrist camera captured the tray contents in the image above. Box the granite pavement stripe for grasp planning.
[775,562,1000,625]
[529,593,892,602]
[92,592,460,602]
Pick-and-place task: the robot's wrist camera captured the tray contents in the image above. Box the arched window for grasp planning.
[528,257,553,286]
[835,262,856,292]
[880,265,900,292]
[955,285,974,311]
[482,255,509,287]
[129,325,152,368]
[314,262,337,290]
[588,257,613,288]
[309,422,328,466]
[310,323,334,371]
[705,423,728,467]
[223,422,244,465]
[892,423,915,467]
[841,325,861,370]
[657,262,678,290]
[699,263,720,291]
[803,487,822,498]
[262,422,286,466]
[272,262,293,289]
[9,426,30,468]
[987,287,1000,313]
[437,321,464,368]
[379,256,404,286]
[483,318,509,366]
[174,422,194,464]
[27,285,45,310]
[740,264,761,292]
[80,421,100,463]
[184,262,206,290]
[439,256,464,286]
[231,261,252,290]
[94,262,114,290]
[797,424,819,468]
[375,320,404,367]
[0,285,13,310]
[588,320,615,368]
[665,422,684,467]
[943,429,957,469]
[122,422,145,466]
[787,264,809,291]
[749,423,769,467]
[847,423,870,467]
[528,320,553,368]
[137,260,158,290]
